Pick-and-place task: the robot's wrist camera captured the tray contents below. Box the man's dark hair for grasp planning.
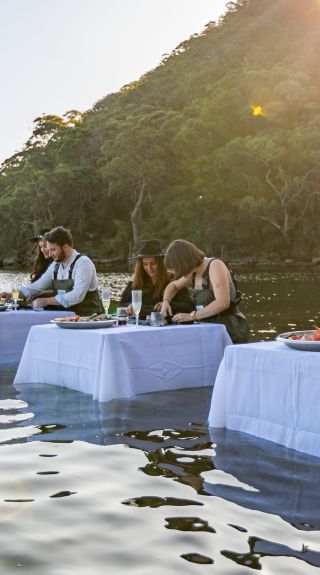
[44,227,73,247]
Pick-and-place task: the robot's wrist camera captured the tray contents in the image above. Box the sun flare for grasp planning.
[251,105,267,117]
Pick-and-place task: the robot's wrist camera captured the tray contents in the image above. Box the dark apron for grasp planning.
[51,254,104,316]
[192,259,249,344]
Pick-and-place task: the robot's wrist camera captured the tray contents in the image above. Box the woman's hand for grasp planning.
[153,301,162,312]
[172,312,195,324]
[161,299,172,318]
[126,304,134,316]
[0,292,11,301]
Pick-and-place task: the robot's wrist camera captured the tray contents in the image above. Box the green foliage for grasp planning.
[1,0,320,264]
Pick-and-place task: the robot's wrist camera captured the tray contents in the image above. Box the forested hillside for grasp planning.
[1,0,320,265]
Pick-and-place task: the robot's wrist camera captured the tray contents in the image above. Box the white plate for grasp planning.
[51,319,116,329]
[276,330,320,351]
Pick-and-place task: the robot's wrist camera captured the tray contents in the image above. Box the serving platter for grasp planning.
[276,330,320,351]
[51,319,116,330]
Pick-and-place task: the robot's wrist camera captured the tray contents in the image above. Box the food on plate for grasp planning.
[287,327,320,341]
[53,314,108,323]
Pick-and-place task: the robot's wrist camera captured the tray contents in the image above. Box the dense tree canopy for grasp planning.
[1,0,320,265]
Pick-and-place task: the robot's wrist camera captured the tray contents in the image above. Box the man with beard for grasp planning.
[1,227,104,316]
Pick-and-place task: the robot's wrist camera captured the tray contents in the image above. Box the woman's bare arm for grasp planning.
[161,275,191,316]
[195,259,230,320]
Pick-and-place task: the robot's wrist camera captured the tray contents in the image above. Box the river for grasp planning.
[0,268,319,574]
[1,267,319,338]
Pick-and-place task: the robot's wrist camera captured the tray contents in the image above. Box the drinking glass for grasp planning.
[131,290,142,327]
[150,311,164,326]
[116,307,128,327]
[11,285,19,311]
[101,287,111,316]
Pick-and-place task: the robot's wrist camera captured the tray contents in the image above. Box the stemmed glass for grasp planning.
[101,287,111,316]
[131,290,142,327]
[11,285,19,312]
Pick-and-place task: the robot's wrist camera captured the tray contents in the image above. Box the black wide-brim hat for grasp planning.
[30,228,51,242]
[130,239,165,259]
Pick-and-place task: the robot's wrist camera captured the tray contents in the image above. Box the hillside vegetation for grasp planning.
[1,0,320,265]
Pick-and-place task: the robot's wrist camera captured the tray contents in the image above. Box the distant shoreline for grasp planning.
[0,259,319,274]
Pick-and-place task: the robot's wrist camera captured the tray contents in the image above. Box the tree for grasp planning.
[100,112,170,246]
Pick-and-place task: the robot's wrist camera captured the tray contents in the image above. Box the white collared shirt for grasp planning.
[21,249,99,308]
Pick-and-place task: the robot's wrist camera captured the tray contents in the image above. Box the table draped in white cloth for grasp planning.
[14,323,232,402]
[208,341,320,457]
[0,310,74,364]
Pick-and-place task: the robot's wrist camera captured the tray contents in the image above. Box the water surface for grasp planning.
[0,269,319,574]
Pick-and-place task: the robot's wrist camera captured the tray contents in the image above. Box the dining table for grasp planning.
[208,340,320,458]
[13,322,232,402]
[0,309,74,365]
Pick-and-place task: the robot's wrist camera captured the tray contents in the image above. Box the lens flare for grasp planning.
[0,471,32,523]
[251,105,267,117]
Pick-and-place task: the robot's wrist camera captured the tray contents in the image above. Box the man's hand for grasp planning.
[32,298,48,309]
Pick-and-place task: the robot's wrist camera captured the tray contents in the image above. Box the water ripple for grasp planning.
[122,496,203,508]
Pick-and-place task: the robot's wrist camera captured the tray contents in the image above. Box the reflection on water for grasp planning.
[237,270,320,340]
[1,270,320,573]
[0,366,315,574]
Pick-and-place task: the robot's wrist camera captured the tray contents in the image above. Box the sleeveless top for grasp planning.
[192,258,239,310]
[191,258,249,343]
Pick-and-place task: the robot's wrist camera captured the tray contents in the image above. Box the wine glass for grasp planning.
[11,285,19,311]
[131,290,142,327]
[101,287,111,316]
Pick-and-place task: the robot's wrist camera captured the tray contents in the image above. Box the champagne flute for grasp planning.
[131,290,142,327]
[101,287,111,316]
[12,285,19,311]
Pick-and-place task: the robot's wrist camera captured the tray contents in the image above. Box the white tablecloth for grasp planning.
[208,341,320,457]
[0,310,74,364]
[14,323,232,402]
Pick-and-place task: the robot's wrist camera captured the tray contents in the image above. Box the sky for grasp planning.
[0,0,228,165]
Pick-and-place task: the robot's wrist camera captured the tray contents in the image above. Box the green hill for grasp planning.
[1,0,320,264]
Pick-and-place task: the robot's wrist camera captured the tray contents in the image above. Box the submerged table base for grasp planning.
[208,341,320,457]
[14,323,232,402]
[0,310,73,364]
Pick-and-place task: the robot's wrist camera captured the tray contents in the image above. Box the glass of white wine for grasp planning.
[131,290,142,327]
[12,285,19,312]
[101,287,111,316]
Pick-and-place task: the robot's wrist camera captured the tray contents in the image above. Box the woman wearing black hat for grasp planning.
[30,229,52,283]
[119,239,194,319]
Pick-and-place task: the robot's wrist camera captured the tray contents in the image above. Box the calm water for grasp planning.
[0,269,320,574]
